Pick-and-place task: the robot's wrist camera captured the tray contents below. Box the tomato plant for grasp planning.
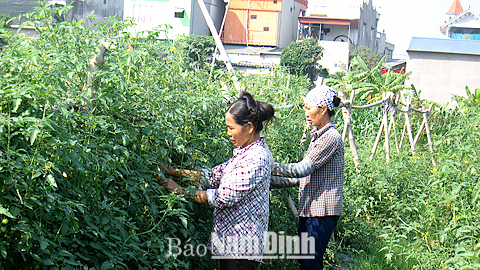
[1,3,478,270]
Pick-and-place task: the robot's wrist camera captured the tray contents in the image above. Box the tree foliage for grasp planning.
[326,55,411,102]
[280,38,326,82]
[349,45,382,71]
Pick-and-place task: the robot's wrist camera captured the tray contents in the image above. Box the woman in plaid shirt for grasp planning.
[161,91,275,270]
[271,85,344,270]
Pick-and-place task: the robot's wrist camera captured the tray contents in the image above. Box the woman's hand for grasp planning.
[161,178,184,195]
[156,162,201,183]
[158,177,209,206]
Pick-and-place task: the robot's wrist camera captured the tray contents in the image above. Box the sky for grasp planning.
[374,0,480,59]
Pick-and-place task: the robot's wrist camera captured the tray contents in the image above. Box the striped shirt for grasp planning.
[202,137,272,260]
[300,121,344,217]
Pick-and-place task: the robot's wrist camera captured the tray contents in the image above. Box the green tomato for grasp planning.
[1,219,7,225]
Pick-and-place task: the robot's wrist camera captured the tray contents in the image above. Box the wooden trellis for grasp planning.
[338,89,437,167]
[277,87,441,218]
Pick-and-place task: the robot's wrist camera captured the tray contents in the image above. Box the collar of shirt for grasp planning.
[232,137,266,157]
[310,121,335,141]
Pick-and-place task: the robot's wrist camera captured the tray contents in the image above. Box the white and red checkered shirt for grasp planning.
[202,137,272,260]
[300,122,344,217]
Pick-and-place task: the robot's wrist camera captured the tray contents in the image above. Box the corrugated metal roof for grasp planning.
[407,37,480,56]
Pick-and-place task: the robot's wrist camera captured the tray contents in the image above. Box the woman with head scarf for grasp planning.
[271,85,344,270]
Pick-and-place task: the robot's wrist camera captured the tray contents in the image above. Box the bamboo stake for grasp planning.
[400,120,406,149]
[404,102,416,154]
[370,114,385,160]
[390,113,400,153]
[371,93,388,161]
[339,96,389,110]
[281,188,298,219]
[348,123,361,166]
[413,118,426,147]
[383,102,390,162]
[381,93,391,161]
[393,118,400,153]
[342,90,355,142]
[337,88,361,166]
[84,44,106,106]
[388,111,394,133]
[393,94,400,153]
[423,104,437,167]
[342,111,350,142]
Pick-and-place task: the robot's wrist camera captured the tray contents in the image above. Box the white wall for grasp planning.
[307,1,361,18]
[405,51,480,105]
[321,25,351,42]
[318,40,352,73]
[124,0,192,38]
[124,0,225,38]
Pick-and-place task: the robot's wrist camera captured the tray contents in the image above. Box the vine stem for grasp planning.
[113,204,169,262]
[396,214,431,252]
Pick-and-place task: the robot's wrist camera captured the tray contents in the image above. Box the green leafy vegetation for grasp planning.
[349,45,382,71]
[280,38,328,83]
[1,3,478,270]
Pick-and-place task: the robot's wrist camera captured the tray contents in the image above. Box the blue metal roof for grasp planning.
[407,37,480,56]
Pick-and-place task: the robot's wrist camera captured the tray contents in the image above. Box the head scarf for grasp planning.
[304,85,338,110]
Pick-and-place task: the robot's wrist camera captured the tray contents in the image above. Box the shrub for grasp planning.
[280,38,326,83]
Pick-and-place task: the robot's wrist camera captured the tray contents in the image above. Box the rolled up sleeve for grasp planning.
[206,156,268,209]
[271,157,315,178]
[201,161,228,189]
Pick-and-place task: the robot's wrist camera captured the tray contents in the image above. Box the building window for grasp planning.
[264,27,269,31]
[175,8,185,18]
[174,11,185,18]
[251,15,257,19]
[104,0,107,4]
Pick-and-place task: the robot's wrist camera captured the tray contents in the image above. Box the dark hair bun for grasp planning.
[227,91,275,132]
[333,96,341,107]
